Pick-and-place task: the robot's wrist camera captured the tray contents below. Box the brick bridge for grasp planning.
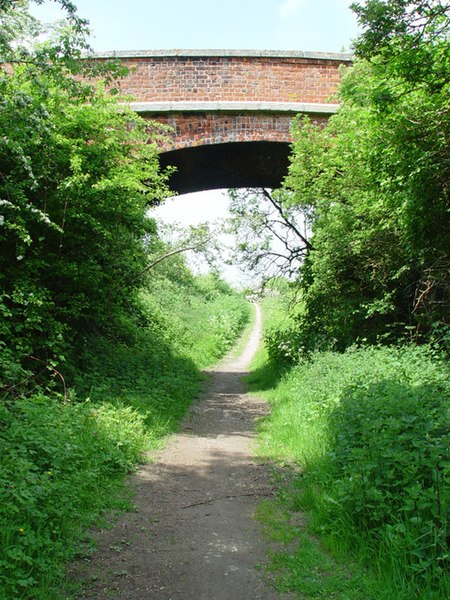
[94,50,352,194]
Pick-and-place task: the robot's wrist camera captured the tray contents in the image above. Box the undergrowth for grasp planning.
[252,297,449,599]
[256,472,381,599]
[0,272,250,599]
[0,397,144,599]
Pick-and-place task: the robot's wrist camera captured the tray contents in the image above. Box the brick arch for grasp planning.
[154,111,329,194]
[150,112,295,151]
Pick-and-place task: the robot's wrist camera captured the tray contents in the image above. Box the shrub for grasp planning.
[0,396,149,598]
[257,344,449,595]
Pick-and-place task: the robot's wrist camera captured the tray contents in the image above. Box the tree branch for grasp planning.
[134,238,211,280]
[262,188,313,250]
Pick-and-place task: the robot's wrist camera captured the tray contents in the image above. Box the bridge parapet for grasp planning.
[91,49,352,106]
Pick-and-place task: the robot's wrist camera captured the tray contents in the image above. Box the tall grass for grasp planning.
[0,272,250,599]
[138,273,250,369]
[253,299,449,599]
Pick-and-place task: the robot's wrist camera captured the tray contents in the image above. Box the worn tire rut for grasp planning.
[75,303,288,599]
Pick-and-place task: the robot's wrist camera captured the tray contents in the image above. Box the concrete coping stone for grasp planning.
[88,49,353,62]
[128,101,340,114]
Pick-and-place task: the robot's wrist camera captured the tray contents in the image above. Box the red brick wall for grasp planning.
[109,54,349,104]
[151,113,328,151]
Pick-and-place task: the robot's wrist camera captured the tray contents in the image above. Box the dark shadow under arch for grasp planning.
[159,141,291,194]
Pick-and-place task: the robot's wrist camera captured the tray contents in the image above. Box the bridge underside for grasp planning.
[158,141,291,194]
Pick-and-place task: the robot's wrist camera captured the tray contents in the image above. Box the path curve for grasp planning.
[76,303,287,599]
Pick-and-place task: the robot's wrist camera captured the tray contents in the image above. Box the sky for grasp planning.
[32,0,360,54]
[31,0,361,286]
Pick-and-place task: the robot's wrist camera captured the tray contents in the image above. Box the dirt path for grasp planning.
[75,304,288,599]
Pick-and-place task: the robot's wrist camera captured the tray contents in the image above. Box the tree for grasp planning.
[237,1,449,355]
[347,0,450,339]
[137,221,223,279]
[0,1,171,393]
[351,0,450,89]
[226,187,311,284]
[278,0,450,352]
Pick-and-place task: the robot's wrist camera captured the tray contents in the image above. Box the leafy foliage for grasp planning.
[0,395,148,598]
[255,313,449,596]
[328,368,449,587]
[282,43,449,349]
[351,0,450,90]
[0,2,171,393]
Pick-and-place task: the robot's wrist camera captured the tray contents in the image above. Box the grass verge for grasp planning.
[251,297,449,599]
[256,469,381,599]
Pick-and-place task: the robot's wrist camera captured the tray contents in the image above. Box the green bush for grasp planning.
[0,396,149,598]
[257,344,449,596]
[327,356,449,589]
